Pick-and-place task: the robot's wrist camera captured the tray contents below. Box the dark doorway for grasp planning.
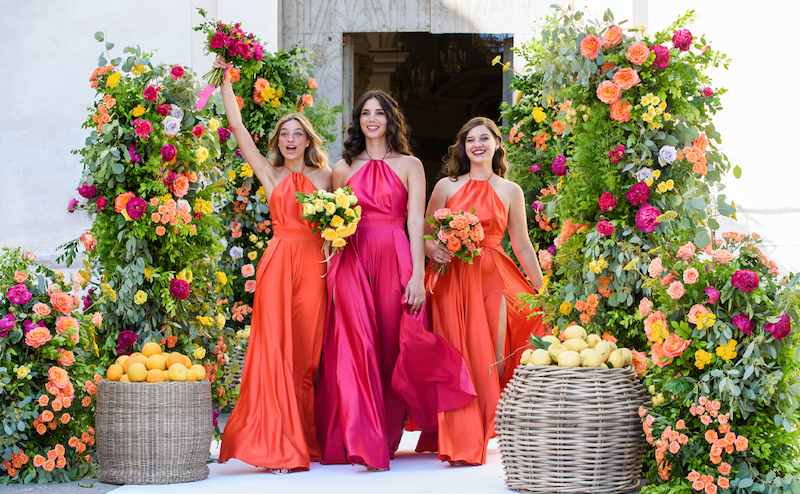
[345,32,511,194]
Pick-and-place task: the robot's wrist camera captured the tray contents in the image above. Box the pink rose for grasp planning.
[666,280,685,300]
[683,267,699,284]
[596,220,616,236]
[599,192,618,212]
[687,304,709,324]
[648,257,664,278]
[710,249,734,264]
[241,264,255,278]
[675,242,696,261]
[245,280,257,293]
[638,297,653,317]
[580,35,602,59]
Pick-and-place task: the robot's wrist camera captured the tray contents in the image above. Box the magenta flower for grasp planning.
[78,182,97,199]
[160,144,177,162]
[170,278,190,300]
[532,201,544,212]
[596,220,616,236]
[210,34,228,50]
[599,192,617,212]
[192,125,205,138]
[732,313,754,335]
[253,43,264,61]
[731,269,760,292]
[649,45,671,68]
[7,284,32,305]
[217,127,232,143]
[551,154,567,176]
[765,314,791,340]
[156,104,171,116]
[635,204,661,232]
[125,197,147,220]
[529,163,542,173]
[607,144,625,164]
[625,182,651,206]
[128,145,142,163]
[68,198,79,213]
[672,29,693,51]
[698,87,714,98]
[23,318,44,336]
[0,314,15,338]
[133,118,153,139]
[96,196,107,211]
[171,65,185,80]
[704,286,720,305]
[143,85,160,102]
[212,409,220,427]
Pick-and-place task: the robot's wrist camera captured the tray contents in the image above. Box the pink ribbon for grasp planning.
[195,85,217,110]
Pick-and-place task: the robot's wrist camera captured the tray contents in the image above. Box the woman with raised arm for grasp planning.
[423,117,546,466]
[213,57,332,473]
[315,90,474,472]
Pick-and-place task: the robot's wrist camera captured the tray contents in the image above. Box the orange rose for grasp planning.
[662,333,691,358]
[693,132,709,153]
[253,91,264,105]
[254,78,269,93]
[114,191,134,213]
[626,42,650,65]
[717,478,729,489]
[38,394,49,407]
[50,291,76,314]
[171,175,190,198]
[446,235,462,253]
[612,68,640,90]
[227,67,240,82]
[55,316,79,336]
[710,249,734,264]
[48,366,70,390]
[687,304,709,324]
[449,217,469,231]
[33,455,46,467]
[40,410,54,422]
[25,327,52,348]
[56,349,76,367]
[600,61,616,74]
[579,35,602,59]
[609,99,631,122]
[602,25,623,47]
[31,302,51,318]
[82,396,92,407]
[43,459,55,472]
[60,413,71,424]
[596,81,621,104]
[692,162,708,175]
[13,270,29,283]
[631,349,648,377]
[683,267,699,284]
[76,442,86,454]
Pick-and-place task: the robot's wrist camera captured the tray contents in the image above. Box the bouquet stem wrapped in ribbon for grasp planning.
[424,208,485,293]
[296,187,361,263]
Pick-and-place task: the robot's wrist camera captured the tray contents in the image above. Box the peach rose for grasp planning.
[687,304,709,324]
[38,395,49,407]
[612,68,640,90]
[626,42,650,65]
[662,333,691,358]
[449,217,469,231]
[676,242,696,260]
[710,249,734,264]
[55,316,79,336]
[33,455,46,467]
[538,250,553,272]
[171,175,190,197]
[692,162,708,175]
[683,267,699,284]
[650,342,672,368]
[717,478,729,489]
[693,132,709,153]
[48,366,70,390]
[596,81,622,104]
[661,272,678,287]
[13,270,29,283]
[50,291,76,314]
[25,327,52,348]
[638,297,653,317]
[675,419,685,430]
[688,471,701,482]
[609,99,631,122]
[669,441,680,454]
[446,235,462,253]
[717,462,731,476]
[644,310,666,342]
[91,312,102,328]
[705,483,718,494]
[31,302,51,318]
[114,191,135,213]
[679,434,689,445]
[648,257,664,277]
[666,280,685,300]
[56,349,76,367]
[40,410,54,422]
[580,35,602,59]
[631,349,648,377]
[602,25,623,47]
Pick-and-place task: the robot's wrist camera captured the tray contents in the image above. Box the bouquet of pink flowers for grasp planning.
[194,9,264,87]
[424,208,485,293]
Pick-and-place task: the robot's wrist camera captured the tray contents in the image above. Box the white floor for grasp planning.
[115,432,509,494]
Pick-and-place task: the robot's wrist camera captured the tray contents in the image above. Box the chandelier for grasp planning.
[440,41,465,77]
[472,33,504,60]
[411,61,434,94]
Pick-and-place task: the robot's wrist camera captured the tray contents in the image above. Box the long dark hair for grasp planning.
[342,90,411,165]
[442,117,509,179]
[267,113,328,169]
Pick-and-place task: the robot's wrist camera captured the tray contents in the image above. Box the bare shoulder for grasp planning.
[330,159,349,179]
[495,175,524,196]
[307,166,333,189]
[434,175,462,194]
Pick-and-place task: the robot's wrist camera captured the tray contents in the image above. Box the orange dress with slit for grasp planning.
[219,170,326,471]
[425,178,545,465]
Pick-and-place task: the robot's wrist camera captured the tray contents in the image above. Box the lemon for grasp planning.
[548,342,566,361]
[594,341,612,362]
[620,348,633,366]
[586,334,601,348]
[607,350,625,369]
[557,350,582,367]
[564,338,588,352]
[542,335,561,346]
[563,325,587,341]
[531,349,553,365]
[520,349,535,365]
[581,349,603,367]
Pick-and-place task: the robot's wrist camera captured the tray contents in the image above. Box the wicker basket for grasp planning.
[495,365,648,493]
[96,380,213,484]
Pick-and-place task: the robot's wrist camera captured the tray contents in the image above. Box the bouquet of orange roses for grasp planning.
[423,208,485,293]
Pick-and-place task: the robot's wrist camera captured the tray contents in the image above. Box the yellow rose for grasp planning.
[652,170,661,179]
[208,118,220,132]
[16,365,30,379]
[664,113,672,121]
[248,251,257,260]
[335,193,350,209]
[336,226,350,237]
[177,269,193,283]
[215,271,227,285]
[215,314,226,329]
[331,238,347,248]
[330,215,345,228]
[106,72,121,88]
[324,192,336,200]
[645,179,654,186]
[303,203,315,216]
[343,208,355,220]
[196,147,209,163]
[193,347,207,360]
[347,223,358,236]
[657,183,668,193]
[322,229,339,241]
[249,234,257,243]
[354,205,362,216]
[665,179,675,190]
[132,105,145,117]
[348,195,358,205]
[256,185,266,202]
[324,202,337,214]
[144,267,153,281]
[133,290,148,305]
[256,241,264,249]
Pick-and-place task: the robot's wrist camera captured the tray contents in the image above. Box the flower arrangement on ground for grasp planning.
[0,248,101,483]
[423,208,485,293]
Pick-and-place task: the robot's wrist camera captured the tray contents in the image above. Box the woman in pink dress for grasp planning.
[316,90,475,471]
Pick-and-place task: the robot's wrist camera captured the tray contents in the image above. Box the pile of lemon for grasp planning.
[105,341,207,383]
[520,325,633,368]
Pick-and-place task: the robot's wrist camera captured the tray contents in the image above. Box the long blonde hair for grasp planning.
[268,113,328,169]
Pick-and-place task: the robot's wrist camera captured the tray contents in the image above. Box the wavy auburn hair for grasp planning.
[342,90,411,165]
[267,113,328,169]
[442,117,508,179]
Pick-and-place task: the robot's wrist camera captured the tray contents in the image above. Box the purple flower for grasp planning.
[765,314,791,340]
[68,198,79,213]
[607,144,625,164]
[170,278,190,300]
[117,329,139,349]
[217,127,232,143]
[128,145,142,163]
[96,196,107,211]
[529,164,542,173]
[0,314,15,338]
[599,192,617,212]
[698,87,714,98]
[547,245,556,256]
[672,29,693,51]
[125,196,147,220]
[649,44,671,68]
[23,318,45,335]
[731,314,754,335]
[704,286,720,305]
[160,144,177,162]
[234,150,243,158]
[731,269,760,293]
[635,204,661,233]
[116,345,133,356]
[212,409,220,427]
[596,220,616,236]
[625,182,650,206]
[78,182,97,199]
[551,154,567,176]
[7,284,32,305]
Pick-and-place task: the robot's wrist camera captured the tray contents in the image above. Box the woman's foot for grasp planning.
[366,466,389,472]
[449,460,475,467]
[269,468,291,475]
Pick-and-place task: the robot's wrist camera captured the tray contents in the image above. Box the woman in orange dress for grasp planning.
[213,57,332,473]
[424,117,546,466]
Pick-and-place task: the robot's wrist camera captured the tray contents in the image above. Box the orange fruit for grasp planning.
[115,355,129,367]
[190,364,206,381]
[123,355,146,372]
[165,353,185,369]
[142,341,162,357]
[127,362,147,382]
[145,354,167,371]
[146,369,165,383]
[120,374,130,382]
[129,352,145,361]
[106,364,124,381]
[182,355,192,368]
[168,363,188,382]
[162,369,171,382]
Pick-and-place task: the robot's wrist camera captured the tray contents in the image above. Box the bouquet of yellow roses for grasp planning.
[296,186,361,255]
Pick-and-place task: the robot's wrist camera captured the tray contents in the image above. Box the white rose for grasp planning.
[636,167,653,181]
[163,116,181,136]
[170,105,184,121]
[658,145,677,167]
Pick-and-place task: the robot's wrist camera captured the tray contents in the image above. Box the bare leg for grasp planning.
[495,296,508,378]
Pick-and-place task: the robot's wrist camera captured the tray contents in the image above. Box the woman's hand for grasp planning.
[404,274,426,314]
[431,244,453,265]
[212,55,231,71]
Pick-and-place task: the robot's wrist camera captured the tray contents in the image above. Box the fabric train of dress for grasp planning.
[219,172,326,471]
[315,159,476,470]
[425,178,546,465]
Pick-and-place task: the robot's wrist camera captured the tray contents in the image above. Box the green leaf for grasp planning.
[738,479,753,489]
[733,165,742,179]
[94,31,104,42]
[105,42,115,50]
[694,230,711,249]
[790,383,800,395]
[689,197,706,210]
[717,203,736,216]
[707,218,720,230]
